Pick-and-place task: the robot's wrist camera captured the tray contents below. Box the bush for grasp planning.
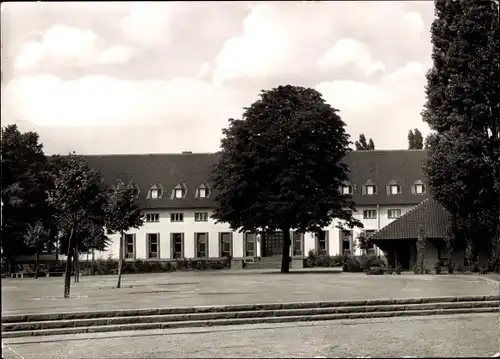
[424,268,431,274]
[479,266,489,274]
[395,262,402,275]
[368,267,386,275]
[387,266,394,275]
[342,254,363,272]
[305,250,343,268]
[447,260,455,274]
[434,260,443,275]
[456,265,465,273]
[359,254,386,270]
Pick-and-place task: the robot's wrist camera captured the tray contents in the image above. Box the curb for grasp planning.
[2,307,498,339]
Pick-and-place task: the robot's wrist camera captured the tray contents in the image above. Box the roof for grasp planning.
[82,149,429,210]
[369,198,451,241]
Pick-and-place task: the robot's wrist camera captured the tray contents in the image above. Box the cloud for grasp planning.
[318,38,385,76]
[3,75,247,128]
[119,3,180,48]
[14,24,98,70]
[317,61,429,149]
[98,45,133,64]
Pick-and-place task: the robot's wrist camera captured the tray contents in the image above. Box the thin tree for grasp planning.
[47,153,108,298]
[212,85,363,273]
[408,128,424,150]
[23,221,50,279]
[355,134,375,150]
[105,180,144,289]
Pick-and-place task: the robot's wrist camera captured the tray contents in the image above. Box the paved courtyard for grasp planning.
[3,314,499,358]
[2,270,499,315]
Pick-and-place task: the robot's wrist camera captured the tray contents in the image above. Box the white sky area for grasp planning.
[1,1,434,155]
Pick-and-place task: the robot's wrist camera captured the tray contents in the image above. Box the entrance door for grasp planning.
[264,231,284,257]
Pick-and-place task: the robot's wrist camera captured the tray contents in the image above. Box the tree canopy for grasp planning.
[354,134,375,150]
[422,0,499,261]
[1,125,54,268]
[408,129,424,150]
[212,85,362,272]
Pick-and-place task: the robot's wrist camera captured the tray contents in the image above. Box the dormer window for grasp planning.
[171,183,188,199]
[147,184,163,200]
[386,180,402,196]
[196,184,210,198]
[412,180,426,195]
[174,188,184,198]
[341,185,352,195]
[151,189,159,199]
[366,185,375,195]
[199,188,207,198]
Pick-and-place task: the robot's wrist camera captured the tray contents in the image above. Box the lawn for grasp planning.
[2,270,499,315]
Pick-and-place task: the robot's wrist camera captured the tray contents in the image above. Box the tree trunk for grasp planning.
[116,232,124,288]
[74,243,80,283]
[91,249,95,276]
[280,228,291,273]
[64,225,75,298]
[35,251,40,279]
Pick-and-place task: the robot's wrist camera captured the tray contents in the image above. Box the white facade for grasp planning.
[93,203,418,261]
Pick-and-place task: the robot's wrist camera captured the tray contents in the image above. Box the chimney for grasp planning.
[181,151,192,155]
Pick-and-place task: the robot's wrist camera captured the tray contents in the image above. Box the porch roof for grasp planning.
[370,198,450,241]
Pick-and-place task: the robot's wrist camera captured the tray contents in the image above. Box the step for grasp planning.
[3,295,498,324]
[3,301,499,332]
[3,307,498,339]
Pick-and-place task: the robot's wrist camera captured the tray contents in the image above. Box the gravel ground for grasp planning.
[2,271,499,315]
[4,313,499,358]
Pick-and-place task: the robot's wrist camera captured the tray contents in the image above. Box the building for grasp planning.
[84,149,430,268]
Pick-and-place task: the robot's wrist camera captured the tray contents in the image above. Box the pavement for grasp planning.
[2,270,499,315]
[3,313,499,358]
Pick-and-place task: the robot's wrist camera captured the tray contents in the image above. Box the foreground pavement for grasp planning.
[3,313,499,358]
[2,270,499,315]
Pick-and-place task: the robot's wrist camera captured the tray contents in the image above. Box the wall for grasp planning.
[91,203,418,261]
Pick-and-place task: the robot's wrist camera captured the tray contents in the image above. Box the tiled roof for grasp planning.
[82,149,429,210]
[369,198,450,241]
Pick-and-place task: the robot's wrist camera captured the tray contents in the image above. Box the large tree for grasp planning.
[212,85,362,273]
[354,134,375,150]
[47,153,109,297]
[408,128,424,150]
[1,125,54,272]
[105,180,144,288]
[422,0,499,263]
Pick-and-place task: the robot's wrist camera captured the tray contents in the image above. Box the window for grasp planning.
[292,232,303,256]
[388,209,401,219]
[194,212,208,222]
[219,232,232,258]
[147,233,159,259]
[390,185,401,195]
[124,234,135,259]
[199,188,207,198]
[316,231,328,255]
[412,180,426,195]
[363,210,377,219]
[366,185,375,195]
[342,185,352,195]
[146,213,159,222]
[245,233,256,257]
[195,233,208,258]
[171,233,184,259]
[150,189,159,199]
[342,230,352,254]
[170,213,184,222]
[174,188,184,198]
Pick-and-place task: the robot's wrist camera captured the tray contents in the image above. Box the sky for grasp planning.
[1,1,435,155]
